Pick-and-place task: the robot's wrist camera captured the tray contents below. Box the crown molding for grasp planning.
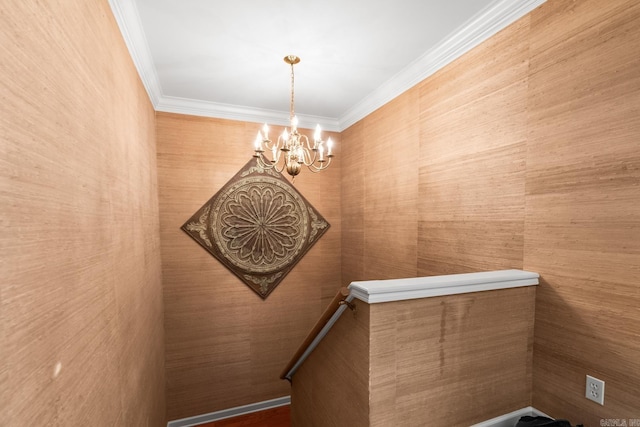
[108,0,340,131]
[338,0,546,130]
[108,0,163,106]
[156,96,341,132]
[109,0,545,132]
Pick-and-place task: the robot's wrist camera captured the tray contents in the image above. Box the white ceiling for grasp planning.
[110,0,544,131]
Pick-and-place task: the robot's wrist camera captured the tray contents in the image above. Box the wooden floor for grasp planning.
[197,405,290,427]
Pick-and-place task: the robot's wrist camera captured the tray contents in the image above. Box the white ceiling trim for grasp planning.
[156,96,341,132]
[108,0,161,106]
[109,0,545,132]
[338,0,546,130]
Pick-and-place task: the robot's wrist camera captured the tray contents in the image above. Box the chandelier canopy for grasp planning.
[253,55,334,178]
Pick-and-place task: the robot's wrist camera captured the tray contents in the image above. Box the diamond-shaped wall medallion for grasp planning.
[181,158,330,299]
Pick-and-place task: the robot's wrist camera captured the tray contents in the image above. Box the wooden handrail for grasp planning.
[280,287,350,380]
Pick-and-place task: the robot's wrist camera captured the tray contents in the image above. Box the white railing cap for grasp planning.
[348,269,539,304]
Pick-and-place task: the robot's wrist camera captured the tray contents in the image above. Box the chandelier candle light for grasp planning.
[253,55,334,178]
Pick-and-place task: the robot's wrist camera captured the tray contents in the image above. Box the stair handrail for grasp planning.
[280,287,352,381]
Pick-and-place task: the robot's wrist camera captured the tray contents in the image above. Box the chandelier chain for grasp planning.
[289,61,295,121]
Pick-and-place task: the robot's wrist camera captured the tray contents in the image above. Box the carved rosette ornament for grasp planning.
[181,158,330,299]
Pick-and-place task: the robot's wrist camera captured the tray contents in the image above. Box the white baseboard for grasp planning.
[167,396,290,427]
[472,406,552,427]
[168,400,547,427]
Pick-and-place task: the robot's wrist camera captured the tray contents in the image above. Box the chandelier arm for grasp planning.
[305,162,329,173]
[302,147,318,166]
[306,156,332,173]
[262,138,276,150]
[273,157,286,174]
[255,154,272,169]
[299,134,317,150]
[257,151,289,174]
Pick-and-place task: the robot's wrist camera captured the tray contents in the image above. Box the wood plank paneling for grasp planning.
[3,0,634,424]
[526,0,640,424]
[291,301,370,427]
[0,1,165,425]
[369,288,535,426]
[340,90,420,284]
[363,91,420,280]
[340,0,639,423]
[157,113,342,420]
[340,122,366,286]
[417,16,529,277]
[290,288,535,426]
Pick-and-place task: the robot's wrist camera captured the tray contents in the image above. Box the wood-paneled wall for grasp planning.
[368,287,535,426]
[418,16,529,277]
[291,301,371,427]
[340,122,366,286]
[526,0,640,424]
[341,0,640,423]
[0,1,165,425]
[341,91,420,284]
[363,92,420,280]
[156,113,342,420]
[291,287,535,426]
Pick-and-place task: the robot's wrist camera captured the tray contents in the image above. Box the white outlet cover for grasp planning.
[586,375,605,405]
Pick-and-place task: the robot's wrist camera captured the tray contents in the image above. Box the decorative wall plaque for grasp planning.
[181,158,330,299]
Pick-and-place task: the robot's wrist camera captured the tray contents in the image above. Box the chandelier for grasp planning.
[253,55,334,178]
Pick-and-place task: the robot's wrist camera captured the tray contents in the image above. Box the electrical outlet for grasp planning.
[586,375,605,405]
